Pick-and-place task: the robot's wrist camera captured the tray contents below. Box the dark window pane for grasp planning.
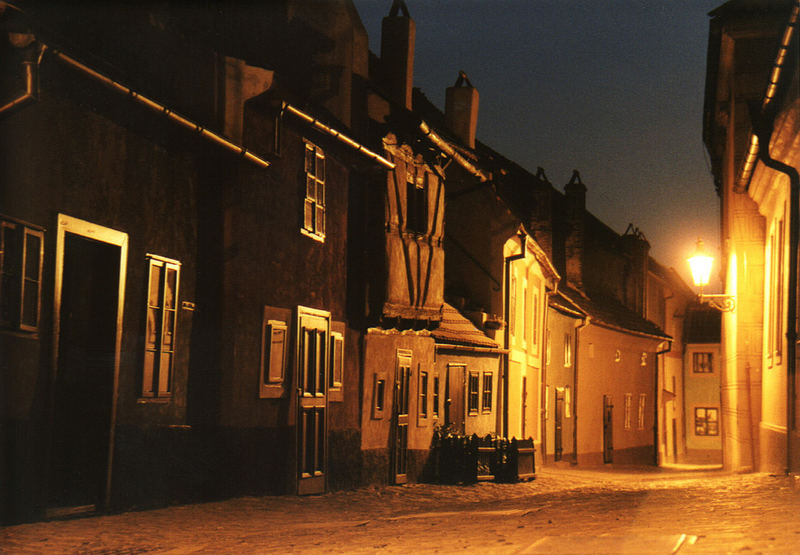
[149,264,163,307]
[165,268,177,309]
[24,233,41,281]
[21,283,38,327]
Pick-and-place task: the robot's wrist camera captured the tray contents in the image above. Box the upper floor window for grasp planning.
[406,165,428,234]
[692,352,713,373]
[0,216,44,332]
[302,142,326,241]
[143,255,180,398]
[563,333,572,367]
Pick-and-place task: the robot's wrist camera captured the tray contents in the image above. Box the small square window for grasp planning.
[695,407,719,436]
[693,352,713,373]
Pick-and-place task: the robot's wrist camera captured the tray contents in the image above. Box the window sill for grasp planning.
[301,228,325,243]
[259,384,285,399]
[137,397,171,404]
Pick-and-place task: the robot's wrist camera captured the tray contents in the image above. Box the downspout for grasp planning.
[0,42,44,116]
[655,340,673,466]
[572,315,589,465]
[502,230,526,437]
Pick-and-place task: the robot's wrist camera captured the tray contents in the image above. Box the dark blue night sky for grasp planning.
[354,0,725,290]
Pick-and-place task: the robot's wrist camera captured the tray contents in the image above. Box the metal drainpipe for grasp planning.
[754,134,798,475]
[572,316,589,465]
[0,45,44,116]
[502,231,527,438]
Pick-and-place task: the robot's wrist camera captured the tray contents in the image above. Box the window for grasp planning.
[299,311,328,397]
[509,274,517,341]
[260,318,287,397]
[406,165,428,234]
[774,218,785,363]
[468,371,479,414]
[329,331,344,400]
[433,375,440,418]
[372,375,386,418]
[419,371,429,418]
[143,255,180,398]
[0,217,43,332]
[523,282,529,346]
[624,393,632,430]
[694,407,719,436]
[565,385,571,418]
[638,393,646,430]
[302,142,326,241]
[531,289,539,351]
[482,372,493,412]
[564,333,572,367]
[693,352,713,373]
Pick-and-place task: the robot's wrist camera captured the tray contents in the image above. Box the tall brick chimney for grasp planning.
[530,167,554,260]
[564,170,586,290]
[380,0,415,110]
[445,71,479,148]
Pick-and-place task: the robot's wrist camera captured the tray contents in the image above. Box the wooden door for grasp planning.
[554,389,564,461]
[391,352,411,484]
[297,309,329,495]
[444,363,465,433]
[603,395,614,464]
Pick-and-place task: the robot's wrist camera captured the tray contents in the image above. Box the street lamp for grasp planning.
[688,239,736,312]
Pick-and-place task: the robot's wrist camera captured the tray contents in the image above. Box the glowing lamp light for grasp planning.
[688,239,713,289]
[687,239,736,312]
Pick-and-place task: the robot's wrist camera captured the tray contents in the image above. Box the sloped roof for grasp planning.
[559,285,670,341]
[432,303,500,348]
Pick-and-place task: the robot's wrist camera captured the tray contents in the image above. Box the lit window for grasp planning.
[694,407,719,436]
[624,393,632,430]
[373,376,386,418]
[468,372,479,414]
[509,275,517,342]
[564,333,572,367]
[482,372,493,412]
[406,166,428,234]
[419,371,428,418]
[260,318,287,396]
[302,142,326,241]
[433,375,440,418]
[0,217,43,332]
[329,331,344,392]
[692,352,713,373]
[565,385,571,418]
[638,393,646,430]
[143,255,180,398]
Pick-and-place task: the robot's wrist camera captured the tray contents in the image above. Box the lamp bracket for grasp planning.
[699,294,736,312]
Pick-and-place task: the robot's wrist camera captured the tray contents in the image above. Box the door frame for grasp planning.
[51,214,128,510]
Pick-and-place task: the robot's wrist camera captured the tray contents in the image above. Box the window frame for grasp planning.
[328,329,344,402]
[637,393,646,430]
[624,393,632,430]
[301,141,326,242]
[481,372,493,413]
[692,352,713,374]
[694,407,719,436]
[372,373,387,419]
[468,371,480,415]
[564,332,572,367]
[141,254,181,399]
[0,215,44,333]
[418,370,428,420]
[259,317,288,398]
[432,374,440,419]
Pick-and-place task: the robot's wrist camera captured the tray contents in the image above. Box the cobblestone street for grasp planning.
[4,466,800,553]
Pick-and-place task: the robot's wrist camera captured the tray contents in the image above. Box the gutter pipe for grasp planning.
[419,120,490,182]
[48,47,272,169]
[282,103,395,169]
[655,340,673,466]
[0,52,41,115]
[572,315,589,465]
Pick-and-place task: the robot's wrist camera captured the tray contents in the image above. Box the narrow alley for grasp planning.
[4,466,799,553]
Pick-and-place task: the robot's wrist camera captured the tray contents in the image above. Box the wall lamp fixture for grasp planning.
[688,239,736,312]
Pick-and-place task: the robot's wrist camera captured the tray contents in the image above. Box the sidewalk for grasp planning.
[3,466,799,553]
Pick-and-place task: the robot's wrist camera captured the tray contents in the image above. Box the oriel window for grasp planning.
[303,142,326,241]
[0,216,44,332]
[143,255,180,398]
[406,166,428,234]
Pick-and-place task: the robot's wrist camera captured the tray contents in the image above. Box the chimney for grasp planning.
[530,167,554,259]
[619,224,651,316]
[380,0,415,110]
[564,170,586,290]
[445,71,479,148]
